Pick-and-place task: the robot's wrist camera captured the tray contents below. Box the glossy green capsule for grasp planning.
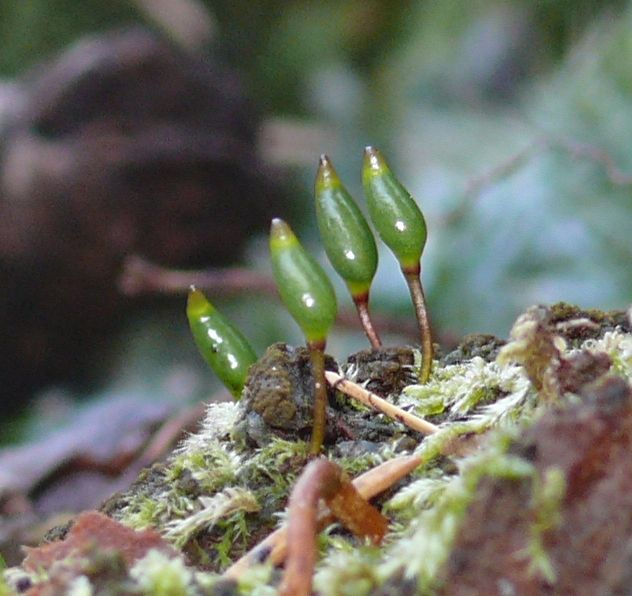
[315,155,378,298]
[362,146,427,273]
[269,218,337,346]
[187,287,257,398]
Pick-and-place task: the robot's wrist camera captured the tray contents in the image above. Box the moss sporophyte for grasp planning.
[269,218,337,348]
[362,146,434,383]
[315,155,382,349]
[188,149,436,449]
[182,148,441,583]
[7,129,631,592]
[186,287,257,399]
[269,218,337,454]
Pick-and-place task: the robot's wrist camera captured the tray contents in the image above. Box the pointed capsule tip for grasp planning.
[363,146,386,175]
[270,217,288,233]
[187,286,210,315]
[270,217,289,237]
[315,154,339,191]
[270,217,297,248]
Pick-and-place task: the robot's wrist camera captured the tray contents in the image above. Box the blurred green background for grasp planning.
[2,0,632,439]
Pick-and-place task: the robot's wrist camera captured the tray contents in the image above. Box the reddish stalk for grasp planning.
[353,293,382,349]
[308,342,328,455]
[278,458,388,596]
[403,268,434,383]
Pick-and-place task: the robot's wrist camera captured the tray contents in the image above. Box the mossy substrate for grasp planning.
[5,303,632,595]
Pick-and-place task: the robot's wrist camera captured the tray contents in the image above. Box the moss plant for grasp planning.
[315,155,382,348]
[521,467,566,582]
[269,218,337,454]
[6,139,632,593]
[112,330,545,586]
[362,146,434,383]
[7,310,632,595]
[130,550,194,595]
[186,149,440,451]
[376,428,536,593]
[401,355,536,424]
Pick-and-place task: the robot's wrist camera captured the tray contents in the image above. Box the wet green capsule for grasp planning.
[269,218,337,346]
[187,287,257,399]
[315,155,378,298]
[362,146,427,273]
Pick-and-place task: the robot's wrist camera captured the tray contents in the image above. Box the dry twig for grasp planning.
[119,255,421,340]
[119,255,278,297]
[325,371,440,435]
[444,133,632,227]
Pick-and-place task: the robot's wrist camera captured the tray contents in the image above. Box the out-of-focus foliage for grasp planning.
[0,1,142,75]
[1,0,630,407]
[371,3,632,336]
[272,0,632,337]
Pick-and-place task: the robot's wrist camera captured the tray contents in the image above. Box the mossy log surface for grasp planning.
[4,302,632,595]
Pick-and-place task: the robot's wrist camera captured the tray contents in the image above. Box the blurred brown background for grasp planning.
[1,0,631,429]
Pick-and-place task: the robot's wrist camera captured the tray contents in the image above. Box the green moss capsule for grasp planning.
[363,146,434,382]
[315,155,382,349]
[269,218,337,346]
[187,287,257,399]
[362,146,427,273]
[315,155,378,298]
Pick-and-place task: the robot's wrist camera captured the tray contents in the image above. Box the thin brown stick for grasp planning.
[552,135,632,186]
[404,270,434,383]
[136,402,207,468]
[443,133,632,229]
[119,255,425,341]
[278,458,387,595]
[352,454,423,497]
[353,294,382,349]
[278,463,322,596]
[223,454,422,579]
[325,371,439,435]
[119,255,278,297]
[464,138,545,198]
[308,343,328,455]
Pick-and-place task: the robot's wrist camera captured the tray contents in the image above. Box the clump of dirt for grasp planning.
[233,343,338,447]
[12,511,178,595]
[234,343,423,450]
[443,333,506,365]
[345,346,418,396]
[548,301,631,343]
